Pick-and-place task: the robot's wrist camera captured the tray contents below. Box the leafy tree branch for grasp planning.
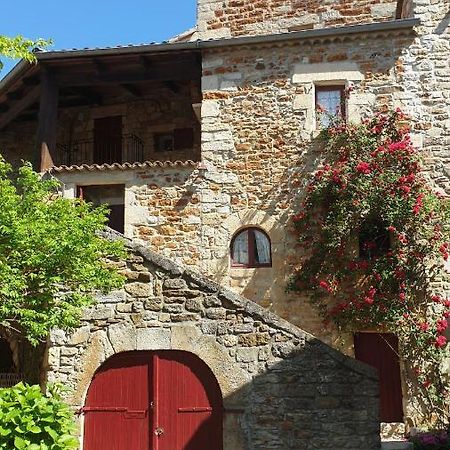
[0,156,126,344]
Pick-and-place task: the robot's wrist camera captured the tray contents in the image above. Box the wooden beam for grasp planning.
[7,90,24,101]
[92,58,108,74]
[164,81,180,94]
[36,68,59,172]
[120,83,142,97]
[0,85,41,130]
[56,65,200,87]
[67,87,103,105]
[22,76,40,86]
[139,56,152,72]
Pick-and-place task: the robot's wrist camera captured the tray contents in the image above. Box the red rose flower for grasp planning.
[435,335,447,348]
[437,319,448,333]
[356,162,371,174]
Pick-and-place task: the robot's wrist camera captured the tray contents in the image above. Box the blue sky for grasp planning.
[1,0,197,78]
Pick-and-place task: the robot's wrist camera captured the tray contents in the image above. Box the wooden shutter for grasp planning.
[83,353,150,450]
[153,351,223,450]
[94,116,123,164]
[173,128,194,151]
[83,351,223,450]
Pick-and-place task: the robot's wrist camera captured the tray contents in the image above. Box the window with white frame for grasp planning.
[315,85,346,127]
[231,228,272,268]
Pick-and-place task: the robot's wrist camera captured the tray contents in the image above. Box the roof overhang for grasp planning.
[0,18,419,127]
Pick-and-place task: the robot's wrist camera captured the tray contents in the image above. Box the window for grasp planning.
[396,0,413,19]
[77,184,125,234]
[231,228,272,268]
[359,221,391,260]
[154,133,175,152]
[315,85,345,127]
[154,128,194,152]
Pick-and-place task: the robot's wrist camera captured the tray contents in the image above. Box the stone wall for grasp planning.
[0,120,37,168]
[194,4,449,428]
[196,0,399,39]
[47,233,380,450]
[56,164,203,268]
[198,26,420,340]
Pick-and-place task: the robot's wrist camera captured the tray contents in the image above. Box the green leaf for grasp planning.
[14,436,27,449]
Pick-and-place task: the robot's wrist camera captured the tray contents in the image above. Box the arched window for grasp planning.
[231,228,272,268]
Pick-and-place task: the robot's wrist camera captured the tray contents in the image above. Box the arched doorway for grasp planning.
[83,351,223,450]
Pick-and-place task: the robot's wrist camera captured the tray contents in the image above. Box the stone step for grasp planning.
[381,441,413,450]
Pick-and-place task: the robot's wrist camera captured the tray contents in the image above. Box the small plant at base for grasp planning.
[409,429,450,449]
[0,383,78,449]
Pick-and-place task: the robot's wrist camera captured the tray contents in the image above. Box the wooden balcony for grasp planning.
[55,134,144,167]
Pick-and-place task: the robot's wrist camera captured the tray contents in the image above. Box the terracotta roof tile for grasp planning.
[49,160,197,173]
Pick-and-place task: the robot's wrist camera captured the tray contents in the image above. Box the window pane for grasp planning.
[232,230,249,265]
[254,230,271,265]
[316,89,342,127]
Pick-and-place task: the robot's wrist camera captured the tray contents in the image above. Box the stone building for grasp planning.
[0,0,448,448]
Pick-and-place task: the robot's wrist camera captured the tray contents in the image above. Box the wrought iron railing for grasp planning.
[0,373,23,388]
[55,134,144,167]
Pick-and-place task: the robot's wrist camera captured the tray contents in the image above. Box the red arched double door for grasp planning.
[83,351,223,450]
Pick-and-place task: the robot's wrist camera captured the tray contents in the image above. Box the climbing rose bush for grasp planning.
[290,109,450,424]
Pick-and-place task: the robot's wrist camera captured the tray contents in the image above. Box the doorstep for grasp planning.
[381,441,413,450]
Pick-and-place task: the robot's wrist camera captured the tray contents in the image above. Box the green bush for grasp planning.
[0,383,78,450]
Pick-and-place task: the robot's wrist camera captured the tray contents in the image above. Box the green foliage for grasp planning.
[0,383,78,450]
[0,156,125,344]
[0,35,51,71]
[290,109,450,425]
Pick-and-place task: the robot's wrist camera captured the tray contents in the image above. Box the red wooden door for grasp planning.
[83,352,150,450]
[153,351,223,450]
[83,351,223,450]
[93,116,122,164]
[354,333,404,422]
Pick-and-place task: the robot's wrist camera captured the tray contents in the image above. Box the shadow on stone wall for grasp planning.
[46,233,382,450]
[185,339,381,450]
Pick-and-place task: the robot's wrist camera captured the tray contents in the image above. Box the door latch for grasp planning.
[154,427,164,436]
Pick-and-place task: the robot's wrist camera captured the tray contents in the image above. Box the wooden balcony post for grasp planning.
[36,67,59,172]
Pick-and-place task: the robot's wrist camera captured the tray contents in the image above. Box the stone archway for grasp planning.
[47,238,381,450]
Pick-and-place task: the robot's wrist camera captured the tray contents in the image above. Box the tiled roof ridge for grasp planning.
[49,160,197,173]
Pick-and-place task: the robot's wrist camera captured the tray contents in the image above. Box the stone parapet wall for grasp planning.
[47,233,380,450]
[196,0,399,39]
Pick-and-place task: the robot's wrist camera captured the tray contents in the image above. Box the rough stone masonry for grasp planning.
[46,233,380,450]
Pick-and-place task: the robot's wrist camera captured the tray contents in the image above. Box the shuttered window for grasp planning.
[154,128,194,152]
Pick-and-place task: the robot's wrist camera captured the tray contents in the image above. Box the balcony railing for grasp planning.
[0,373,23,388]
[55,134,144,167]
